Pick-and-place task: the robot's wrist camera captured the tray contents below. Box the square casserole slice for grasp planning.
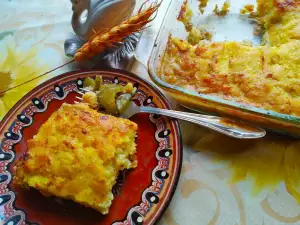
[14,103,138,214]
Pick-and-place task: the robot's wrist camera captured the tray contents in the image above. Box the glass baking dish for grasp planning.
[147,0,300,136]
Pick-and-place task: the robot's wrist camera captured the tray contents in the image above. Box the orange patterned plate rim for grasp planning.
[0,69,182,225]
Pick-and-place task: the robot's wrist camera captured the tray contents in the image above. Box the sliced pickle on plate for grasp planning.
[82,76,134,115]
[116,93,132,114]
[97,84,126,115]
[83,77,96,90]
[94,75,103,91]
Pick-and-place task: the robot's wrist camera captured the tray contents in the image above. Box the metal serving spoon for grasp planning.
[120,101,266,139]
[75,90,266,139]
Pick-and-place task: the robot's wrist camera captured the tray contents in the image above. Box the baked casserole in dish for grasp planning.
[149,0,300,136]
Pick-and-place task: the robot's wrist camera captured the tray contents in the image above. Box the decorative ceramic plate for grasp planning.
[0,69,182,225]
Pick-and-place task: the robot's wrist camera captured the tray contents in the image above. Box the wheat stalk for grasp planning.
[74,0,161,62]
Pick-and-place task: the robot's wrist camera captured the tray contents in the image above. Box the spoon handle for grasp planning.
[140,107,266,139]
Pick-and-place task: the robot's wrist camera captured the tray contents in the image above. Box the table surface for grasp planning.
[1,1,300,225]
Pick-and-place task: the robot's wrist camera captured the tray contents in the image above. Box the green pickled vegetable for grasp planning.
[94,75,103,91]
[83,76,134,115]
[97,84,126,115]
[116,93,132,113]
[83,77,96,90]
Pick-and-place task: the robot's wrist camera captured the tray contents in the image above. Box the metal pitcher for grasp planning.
[71,0,136,40]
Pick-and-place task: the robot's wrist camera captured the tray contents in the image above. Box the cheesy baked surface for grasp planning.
[160,0,300,116]
[14,103,138,214]
[257,0,300,46]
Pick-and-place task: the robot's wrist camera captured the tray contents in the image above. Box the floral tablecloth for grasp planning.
[1,1,300,225]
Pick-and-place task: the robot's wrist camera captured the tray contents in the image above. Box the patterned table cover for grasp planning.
[1,1,300,225]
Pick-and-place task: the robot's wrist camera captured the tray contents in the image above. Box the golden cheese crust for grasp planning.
[160,37,300,116]
[14,103,138,214]
[257,0,300,45]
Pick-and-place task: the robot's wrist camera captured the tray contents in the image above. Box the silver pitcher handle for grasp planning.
[71,0,91,39]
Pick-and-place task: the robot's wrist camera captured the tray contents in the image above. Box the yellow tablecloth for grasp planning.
[1,1,300,225]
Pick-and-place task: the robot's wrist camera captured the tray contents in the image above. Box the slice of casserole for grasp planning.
[14,103,138,214]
